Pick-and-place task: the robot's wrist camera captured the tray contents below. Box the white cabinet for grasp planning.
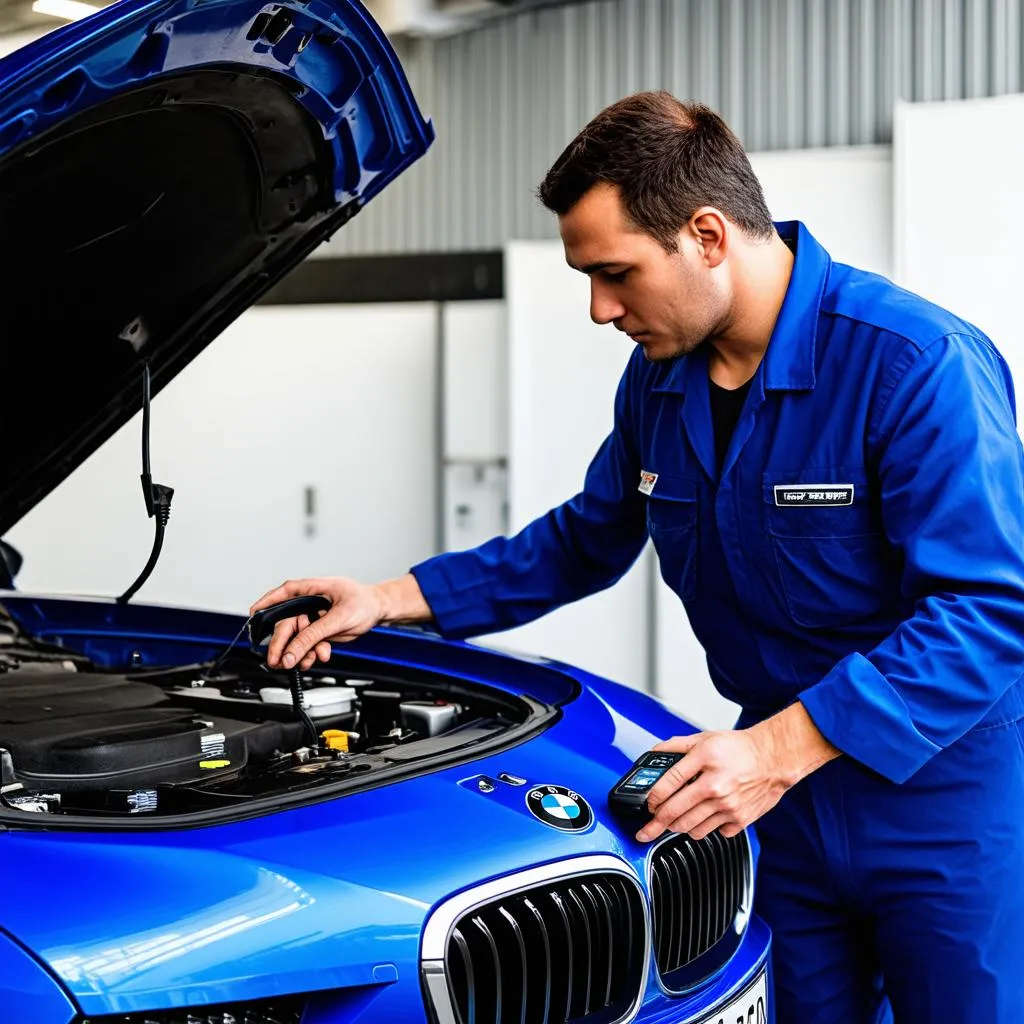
[442,301,509,552]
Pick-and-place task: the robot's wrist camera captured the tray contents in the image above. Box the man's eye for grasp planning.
[606,270,628,284]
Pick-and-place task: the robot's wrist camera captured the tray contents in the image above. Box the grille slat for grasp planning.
[660,853,681,967]
[720,835,737,937]
[522,897,552,1024]
[440,870,646,1024]
[452,928,477,1024]
[472,915,503,1024]
[567,887,594,1015]
[704,836,718,945]
[591,882,615,1008]
[692,840,712,952]
[676,845,697,964]
[498,906,529,1024]
[550,890,575,1022]
[650,832,753,992]
[719,834,734,941]
[694,841,712,953]
[605,879,628,999]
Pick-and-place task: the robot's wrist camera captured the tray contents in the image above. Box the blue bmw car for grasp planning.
[0,0,772,1021]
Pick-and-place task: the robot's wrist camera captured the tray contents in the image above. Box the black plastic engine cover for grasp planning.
[0,670,255,788]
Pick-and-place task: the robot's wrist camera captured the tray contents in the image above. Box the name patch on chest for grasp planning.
[774,484,854,507]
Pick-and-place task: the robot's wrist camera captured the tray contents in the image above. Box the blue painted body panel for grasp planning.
[0,929,77,1024]
[0,595,772,1021]
[0,0,433,204]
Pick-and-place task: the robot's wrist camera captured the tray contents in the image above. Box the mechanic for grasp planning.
[252,92,1024,1022]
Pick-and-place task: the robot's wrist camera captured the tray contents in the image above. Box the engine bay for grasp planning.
[0,635,531,820]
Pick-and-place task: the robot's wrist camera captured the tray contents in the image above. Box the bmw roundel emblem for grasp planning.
[526,784,594,832]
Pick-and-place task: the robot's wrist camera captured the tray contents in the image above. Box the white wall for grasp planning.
[751,146,894,279]
[7,304,439,614]
[473,241,653,694]
[894,94,1024,434]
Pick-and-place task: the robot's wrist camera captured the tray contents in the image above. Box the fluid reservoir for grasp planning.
[399,701,460,737]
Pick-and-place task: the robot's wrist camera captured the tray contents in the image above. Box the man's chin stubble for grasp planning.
[640,337,704,362]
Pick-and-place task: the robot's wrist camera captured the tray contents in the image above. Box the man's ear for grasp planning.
[687,208,728,269]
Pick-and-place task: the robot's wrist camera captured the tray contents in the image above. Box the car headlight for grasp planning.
[77,994,306,1024]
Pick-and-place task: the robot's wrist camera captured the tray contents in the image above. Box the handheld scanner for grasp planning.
[607,750,685,820]
[248,595,332,648]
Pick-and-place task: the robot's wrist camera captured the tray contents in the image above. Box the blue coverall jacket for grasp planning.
[411,222,1024,1021]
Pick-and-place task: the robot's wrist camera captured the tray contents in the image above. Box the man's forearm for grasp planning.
[749,700,841,789]
[373,573,433,625]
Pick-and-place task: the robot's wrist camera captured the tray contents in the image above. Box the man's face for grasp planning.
[559,183,727,361]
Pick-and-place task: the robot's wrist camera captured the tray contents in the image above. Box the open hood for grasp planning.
[0,0,433,534]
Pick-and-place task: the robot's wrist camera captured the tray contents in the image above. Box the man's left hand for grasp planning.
[636,701,841,843]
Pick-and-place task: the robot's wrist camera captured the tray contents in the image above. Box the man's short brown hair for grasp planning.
[538,91,774,250]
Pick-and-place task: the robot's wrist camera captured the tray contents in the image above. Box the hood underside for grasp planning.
[0,0,433,534]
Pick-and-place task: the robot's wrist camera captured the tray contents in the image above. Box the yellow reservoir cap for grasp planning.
[321,730,349,752]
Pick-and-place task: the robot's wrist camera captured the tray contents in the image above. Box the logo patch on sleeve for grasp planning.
[638,470,659,495]
[774,484,854,507]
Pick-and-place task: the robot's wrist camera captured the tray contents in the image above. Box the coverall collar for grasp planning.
[652,220,830,396]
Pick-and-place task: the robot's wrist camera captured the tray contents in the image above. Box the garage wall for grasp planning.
[7,305,440,614]
[325,0,1024,256]
[894,92,1024,432]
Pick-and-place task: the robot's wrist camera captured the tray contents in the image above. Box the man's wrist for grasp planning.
[373,573,432,626]
[748,701,841,789]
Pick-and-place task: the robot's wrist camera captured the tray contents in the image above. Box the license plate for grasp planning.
[698,968,769,1024]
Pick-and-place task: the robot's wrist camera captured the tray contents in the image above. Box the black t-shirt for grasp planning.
[709,375,753,471]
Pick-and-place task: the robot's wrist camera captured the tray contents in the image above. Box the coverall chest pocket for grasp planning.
[763,470,895,628]
[646,477,698,602]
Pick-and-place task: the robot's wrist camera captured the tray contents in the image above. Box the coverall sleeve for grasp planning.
[800,333,1024,783]
[409,357,650,639]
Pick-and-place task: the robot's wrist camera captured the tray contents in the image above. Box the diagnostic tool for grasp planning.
[248,595,333,753]
[608,750,685,821]
[248,595,332,647]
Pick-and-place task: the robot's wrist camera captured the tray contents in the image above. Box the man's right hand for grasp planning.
[249,574,431,671]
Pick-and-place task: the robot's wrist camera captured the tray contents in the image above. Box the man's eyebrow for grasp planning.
[567,260,616,275]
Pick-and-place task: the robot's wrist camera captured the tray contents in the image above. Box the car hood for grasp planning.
[0,684,685,1017]
[0,0,432,535]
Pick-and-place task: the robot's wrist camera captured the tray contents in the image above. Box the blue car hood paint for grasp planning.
[0,0,432,534]
[0,684,698,1017]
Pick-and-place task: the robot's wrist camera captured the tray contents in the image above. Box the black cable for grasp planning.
[141,362,152,476]
[290,667,320,751]
[203,616,254,681]
[117,504,169,605]
[118,361,174,604]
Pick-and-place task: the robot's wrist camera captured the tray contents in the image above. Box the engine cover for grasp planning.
[0,671,253,789]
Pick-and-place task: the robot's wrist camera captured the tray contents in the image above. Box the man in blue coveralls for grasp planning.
[253,93,1024,1020]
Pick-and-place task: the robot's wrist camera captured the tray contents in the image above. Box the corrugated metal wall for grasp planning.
[322,0,1024,255]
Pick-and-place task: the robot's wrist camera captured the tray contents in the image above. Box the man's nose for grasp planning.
[590,281,626,325]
